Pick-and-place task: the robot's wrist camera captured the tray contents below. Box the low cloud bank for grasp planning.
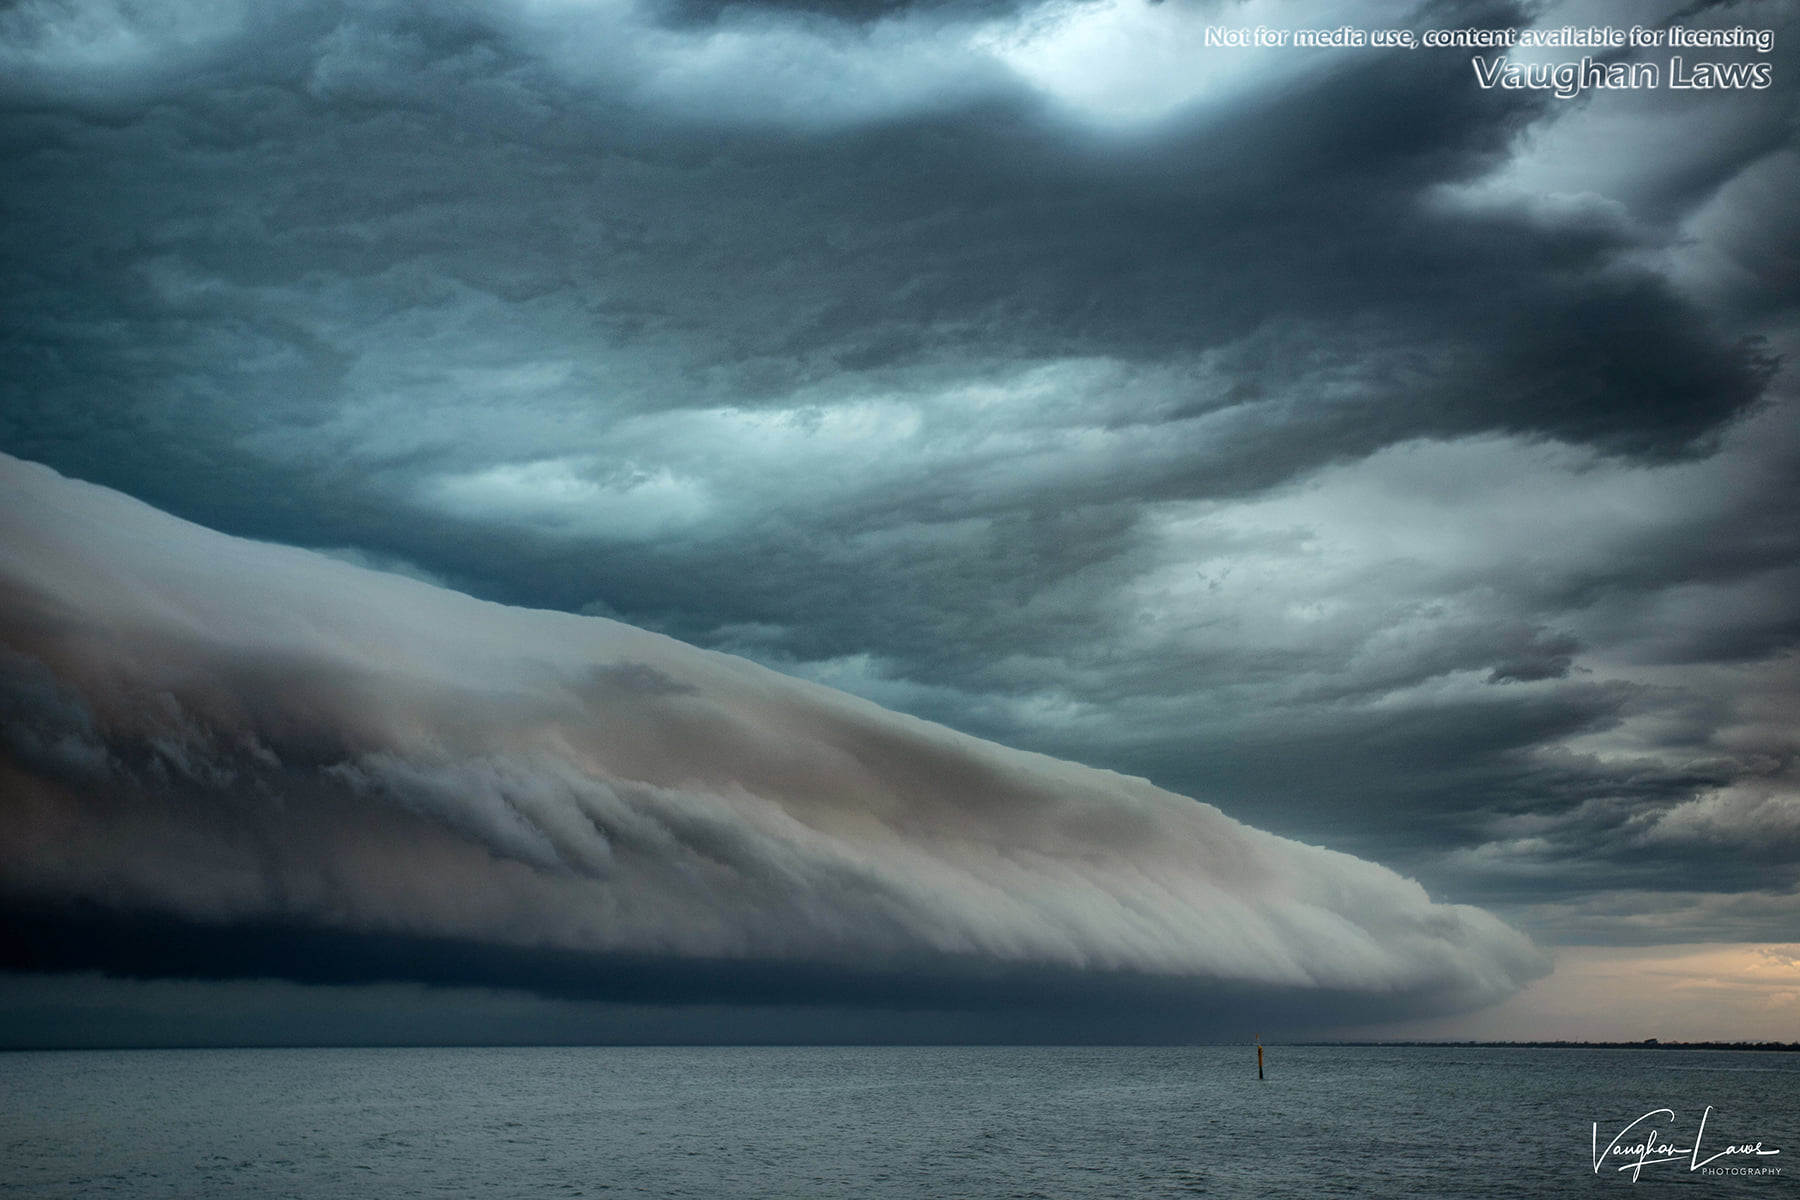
[0,454,1544,1026]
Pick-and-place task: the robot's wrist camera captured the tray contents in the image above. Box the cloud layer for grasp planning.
[1,0,1797,1036]
[0,454,1544,1021]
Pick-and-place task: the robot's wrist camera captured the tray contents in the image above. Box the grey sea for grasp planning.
[1,1045,1793,1198]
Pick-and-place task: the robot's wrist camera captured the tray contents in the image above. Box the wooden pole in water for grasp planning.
[1257,1036,1264,1080]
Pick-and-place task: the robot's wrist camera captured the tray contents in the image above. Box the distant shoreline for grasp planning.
[1297,1040,1799,1051]
[6,1040,1797,1052]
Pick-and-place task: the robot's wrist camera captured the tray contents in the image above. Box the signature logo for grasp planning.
[1593,1106,1781,1182]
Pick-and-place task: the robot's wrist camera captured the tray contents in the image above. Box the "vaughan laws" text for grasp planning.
[1471,55,1772,97]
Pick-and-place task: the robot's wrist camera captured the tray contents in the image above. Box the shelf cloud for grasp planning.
[0,454,1545,1026]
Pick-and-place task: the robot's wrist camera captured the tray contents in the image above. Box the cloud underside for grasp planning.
[0,456,1544,1022]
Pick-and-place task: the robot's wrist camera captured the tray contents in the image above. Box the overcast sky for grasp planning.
[1,0,1796,1043]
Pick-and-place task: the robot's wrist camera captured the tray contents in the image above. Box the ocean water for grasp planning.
[1,1045,1793,1198]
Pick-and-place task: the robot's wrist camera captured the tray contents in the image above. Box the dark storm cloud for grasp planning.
[1,0,1798,989]
[0,906,1498,1036]
[0,966,1466,1047]
[0,0,1775,509]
